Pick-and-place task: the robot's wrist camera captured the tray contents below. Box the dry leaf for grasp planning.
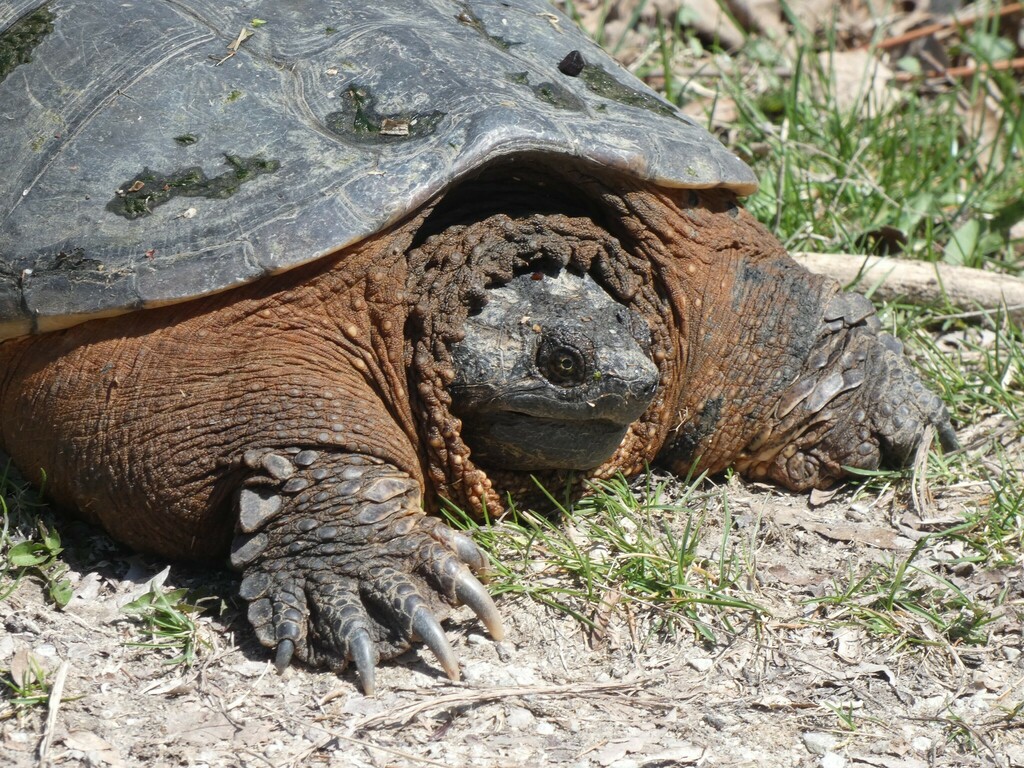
[833,628,863,662]
[9,647,44,688]
[816,49,900,115]
[958,89,1007,173]
[723,0,787,38]
[679,0,745,50]
[228,27,254,53]
[802,520,900,549]
[764,563,826,587]
[681,95,740,130]
[64,730,123,767]
[809,486,839,506]
[596,737,648,766]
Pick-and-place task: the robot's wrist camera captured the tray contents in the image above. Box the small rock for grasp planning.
[34,643,58,658]
[1003,646,1020,662]
[912,736,932,753]
[506,706,534,729]
[232,660,272,677]
[821,752,845,768]
[802,732,837,756]
[0,634,16,662]
[687,657,713,673]
[703,711,733,730]
[536,721,556,735]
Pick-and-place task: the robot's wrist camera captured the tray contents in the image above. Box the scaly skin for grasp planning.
[0,216,506,693]
[0,168,955,691]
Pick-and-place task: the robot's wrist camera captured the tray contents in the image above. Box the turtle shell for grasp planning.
[0,0,757,340]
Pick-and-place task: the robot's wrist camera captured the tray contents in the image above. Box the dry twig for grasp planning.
[792,252,1024,325]
[35,661,70,768]
[872,2,1023,51]
[355,677,661,729]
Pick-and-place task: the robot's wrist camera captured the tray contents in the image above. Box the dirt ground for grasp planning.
[2,465,1022,768]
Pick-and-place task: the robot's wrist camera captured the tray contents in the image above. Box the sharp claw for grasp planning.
[454,570,505,641]
[274,638,295,672]
[937,420,960,452]
[411,606,460,682]
[350,628,377,696]
[430,525,488,572]
[448,531,488,572]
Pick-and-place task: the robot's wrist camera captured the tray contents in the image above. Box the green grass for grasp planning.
[616,4,1024,272]
[121,585,214,667]
[445,470,766,646]
[0,652,51,721]
[808,532,998,650]
[0,464,73,608]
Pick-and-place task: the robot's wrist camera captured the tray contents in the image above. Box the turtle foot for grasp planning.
[738,291,957,490]
[229,452,503,695]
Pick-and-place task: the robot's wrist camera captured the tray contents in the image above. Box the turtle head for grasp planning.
[448,268,659,471]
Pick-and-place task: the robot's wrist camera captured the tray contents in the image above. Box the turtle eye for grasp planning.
[537,340,587,386]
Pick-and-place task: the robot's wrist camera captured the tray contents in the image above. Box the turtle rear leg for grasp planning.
[735,291,957,490]
[230,450,504,695]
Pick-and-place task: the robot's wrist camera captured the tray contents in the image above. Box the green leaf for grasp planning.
[49,579,73,607]
[7,541,49,567]
[965,31,1014,62]
[39,524,61,555]
[942,219,980,265]
[896,56,921,75]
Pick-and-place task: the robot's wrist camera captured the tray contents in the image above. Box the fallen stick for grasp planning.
[892,55,1024,81]
[872,3,1023,51]
[791,251,1024,325]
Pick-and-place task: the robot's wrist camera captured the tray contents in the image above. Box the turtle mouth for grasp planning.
[498,381,658,424]
[453,368,657,471]
[459,412,631,471]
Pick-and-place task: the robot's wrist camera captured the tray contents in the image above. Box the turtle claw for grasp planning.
[350,628,377,695]
[411,605,461,681]
[274,639,295,672]
[453,569,506,641]
[231,453,503,692]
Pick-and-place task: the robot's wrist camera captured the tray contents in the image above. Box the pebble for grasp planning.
[34,643,58,658]
[703,711,734,730]
[802,732,837,755]
[688,657,713,673]
[821,752,845,768]
[506,706,534,729]
[912,736,932,753]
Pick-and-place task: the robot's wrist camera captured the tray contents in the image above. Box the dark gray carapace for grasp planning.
[0,0,754,340]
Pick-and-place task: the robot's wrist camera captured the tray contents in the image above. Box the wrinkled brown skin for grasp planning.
[0,168,946,687]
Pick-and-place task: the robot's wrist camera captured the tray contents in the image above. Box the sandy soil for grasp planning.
[3,470,1021,768]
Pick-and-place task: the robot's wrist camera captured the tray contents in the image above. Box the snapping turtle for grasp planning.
[0,1,955,693]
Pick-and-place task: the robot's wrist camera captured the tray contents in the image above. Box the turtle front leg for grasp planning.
[735,291,957,490]
[229,450,504,695]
